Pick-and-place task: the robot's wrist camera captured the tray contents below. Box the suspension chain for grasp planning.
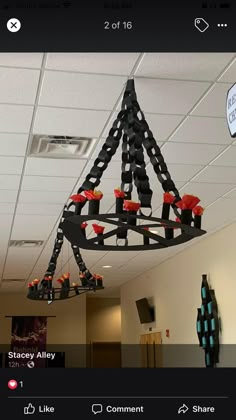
[77,109,126,193]
[122,79,153,210]
[42,206,93,286]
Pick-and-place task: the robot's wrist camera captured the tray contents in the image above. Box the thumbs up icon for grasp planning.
[24,403,36,415]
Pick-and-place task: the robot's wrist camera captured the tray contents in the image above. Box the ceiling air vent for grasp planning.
[10,240,44,248]
[28,135,96,159]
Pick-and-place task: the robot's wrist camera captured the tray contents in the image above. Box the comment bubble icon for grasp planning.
[92,404,103,415]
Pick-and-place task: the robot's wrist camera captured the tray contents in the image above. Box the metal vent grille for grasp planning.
[10,240,44,248]
[28,135,96,159]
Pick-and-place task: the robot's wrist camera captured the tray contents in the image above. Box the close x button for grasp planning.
[7,18,21,33]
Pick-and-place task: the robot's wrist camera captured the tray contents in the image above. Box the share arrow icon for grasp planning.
[178,404,189,414]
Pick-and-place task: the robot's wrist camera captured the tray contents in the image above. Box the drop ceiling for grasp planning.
[0,52,236,296]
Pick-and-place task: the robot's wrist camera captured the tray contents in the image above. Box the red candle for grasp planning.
[193,205,204,228]
[70,193,86,215]
[32,278,40,291]
[93,274,103,287]
[123,200,140,226]
[176,194,200,225]
[61,272,70,288]
[162,192,175,220]
[72,282,80,295]
[44,276,52,289]
[84,190,103,215]
[114,188,126,215]
[28,282,34,293]
[92,224,105,245]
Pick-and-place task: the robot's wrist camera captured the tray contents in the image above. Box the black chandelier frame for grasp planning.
[27,78,206,301]
[62,78,206,250]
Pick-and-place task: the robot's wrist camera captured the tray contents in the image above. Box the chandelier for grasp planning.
[27,78,206,302]
[62,79,206,251]
[27,206,104,302]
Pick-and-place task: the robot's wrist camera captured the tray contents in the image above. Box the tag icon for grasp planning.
[194,18,209,32]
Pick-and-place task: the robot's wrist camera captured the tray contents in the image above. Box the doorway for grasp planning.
[89,341,121,368]
[140,332,163,368]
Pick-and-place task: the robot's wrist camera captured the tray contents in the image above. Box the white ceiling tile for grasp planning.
[46,53,139,75]
[121,253,161,271]
[0,53,43,68]
[0,215,14,271]
[11,214,58,240]
[18,190,69,204]
[0,174,21,190]
[0,105,33,132]
[0,156,24,174]
[219,58,236,82]
[0,190,18,203]
[164,163,204,182]
[192,83,231,117]
[193,166,236,184]
[135,53,234,81]
[39,71,126,110]
[0,214,13,234]
[0,133,28,156]
[0,68,40,104]
[97,251,140,268]
[0,281,25,292]
[223,188,236,199]
[3,265,33,280]
[21,175,77,192]
[16,203,63,216]
[161,142,224,165]
[144,113,184,141]
[32,243,56,267]
[179,182,235,207]
[116,264,139,274]
[168,116,231,145]
[33,107,110,138]
[5,247,42,265]
[0,203,15,214]
[25,157,87,177]
[135,78,210,114]
[29,263,52,280]
[211,145,236,166]
[203,198,236,231]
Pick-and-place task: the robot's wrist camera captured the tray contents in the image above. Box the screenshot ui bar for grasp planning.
[0,0,235,51]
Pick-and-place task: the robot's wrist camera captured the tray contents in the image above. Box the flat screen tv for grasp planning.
[135,298,155,324]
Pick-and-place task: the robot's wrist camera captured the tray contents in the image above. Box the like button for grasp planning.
[24,403,36,415]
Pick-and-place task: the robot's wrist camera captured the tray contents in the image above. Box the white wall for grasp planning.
[121,222,236,366]
[86,297,121,343]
